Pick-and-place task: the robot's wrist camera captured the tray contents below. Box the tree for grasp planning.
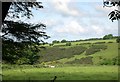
[52,40,59,44]
[66,42,71,46]
[61,39,67,43]
[103,0,120,22]
[103,34,113,40]
[2,2,49,64]
[116,36,120,43]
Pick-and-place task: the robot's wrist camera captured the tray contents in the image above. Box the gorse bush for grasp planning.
[39,46,87,62]
[65,56,93,65]
[108,41,113,43]
[116,36,120,43]
[100,59,113,65]
[66,42,71,46]
[85,45,107,55]
[99,57,119,65]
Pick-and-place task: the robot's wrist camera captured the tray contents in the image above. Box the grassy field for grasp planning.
[2,66,118,80]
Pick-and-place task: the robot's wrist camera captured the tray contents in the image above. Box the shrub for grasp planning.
[49,43,54,46]
[112,57,120,65]
[94,42,105,44]
[100,58,113,65]
[103,34,113,40]
[99,56,102,59]
[16,58,29,65]
[66,42,71,46]
[61,39,67,43]
[39,46,87,62]
[108,41,113,43]
[65,56,93,65]
[85,45,107,55]
[99,57,120,65]
[116,36,120,43]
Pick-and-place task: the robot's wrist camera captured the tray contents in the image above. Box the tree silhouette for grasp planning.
[2,2,49,64]
[103,0,120,22]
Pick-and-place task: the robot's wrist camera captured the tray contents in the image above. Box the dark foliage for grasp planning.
[100,57,119,65]
[103,0,120,22]
[2,40,41,64]
[85,45,107,55]
[116,36,120,43]
[66,42,71,46]
[103,34,113,40]
[52,40,60,44]
[6,2,43,20]
[2,2,49,64]
[2,21,49,42]
[108,41,113,43]
[94,42,106,44]
[65,56,93,65]
[61,39,67,43]
[39,46,87,62]
[49,43,54,46]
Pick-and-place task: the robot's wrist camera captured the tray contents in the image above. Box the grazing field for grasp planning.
[2,39,119,80]
[2,66,118,80]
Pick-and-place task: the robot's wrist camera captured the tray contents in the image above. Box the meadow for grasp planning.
[2,39,119,80]
[2,66,118,80]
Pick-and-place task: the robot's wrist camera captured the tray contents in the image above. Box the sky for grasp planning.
[25,0,118,43]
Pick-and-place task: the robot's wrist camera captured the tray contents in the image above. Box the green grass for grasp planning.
[53,41,118,65]
[3,66,118,80]
[2,39,119,80]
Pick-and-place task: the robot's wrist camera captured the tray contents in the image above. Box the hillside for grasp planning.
[39,39,118,66]
[2,39,119,80]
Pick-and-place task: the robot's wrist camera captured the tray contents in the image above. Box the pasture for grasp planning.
[2,66,118,80]
[2,39,119,80]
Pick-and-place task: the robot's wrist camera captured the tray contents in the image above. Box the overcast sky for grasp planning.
[25,0,118,43]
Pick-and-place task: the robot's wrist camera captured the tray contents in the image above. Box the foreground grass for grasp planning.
[3,66,118,80]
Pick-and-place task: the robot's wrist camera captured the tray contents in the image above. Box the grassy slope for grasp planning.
[52,39,118,64]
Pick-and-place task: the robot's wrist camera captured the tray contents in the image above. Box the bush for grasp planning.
[66,42,71,46]
[94,42,105,44]
[108,41,113,43]
[52,40,59,44]
[39,46,87,62]
[112,57,120,65]
[85,45,107,55]
[16,58,29,65]
[103,34,113,40]
[116,36,120,43]
[61,39,67,43]
[65,56,93,65]
[100,59,112,65]
[99,57,119,65]
[49,43,54,46]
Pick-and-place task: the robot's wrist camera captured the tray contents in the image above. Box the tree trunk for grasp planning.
[2,2,12,23]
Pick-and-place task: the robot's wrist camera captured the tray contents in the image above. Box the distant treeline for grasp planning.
[45,34,119,44]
